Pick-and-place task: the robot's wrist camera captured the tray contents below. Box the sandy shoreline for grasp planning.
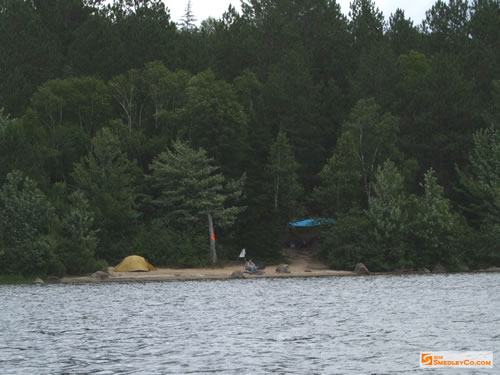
[59,246,500,284]
[61,264,355,283]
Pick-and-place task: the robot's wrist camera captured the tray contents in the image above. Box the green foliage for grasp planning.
[54,190,99,275]
[320,209,374,270]
[0,110,43,186]
[133,223,209,267]
[457,126,500,266]
[458,126,500,225]
[72,127,138,262]
[148,140,245,265]
[0,171,54,275]
[367,160,408,269]
[407,168,461,268]
[0,0,499,272]
[343,98,402,200]
[179,70,248,176]
[266,130,302,222]
[313,131,362,216]
[31,77,111,135]
[148,140,245,229]
[349,0,385,54]
[322,165,464,271]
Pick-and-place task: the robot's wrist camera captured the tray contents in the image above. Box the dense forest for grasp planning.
[0,0,499,276]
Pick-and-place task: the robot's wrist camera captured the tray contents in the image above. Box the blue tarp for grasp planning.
[288,218,334,227]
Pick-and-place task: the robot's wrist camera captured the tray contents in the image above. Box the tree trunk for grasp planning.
[208,213,217,264]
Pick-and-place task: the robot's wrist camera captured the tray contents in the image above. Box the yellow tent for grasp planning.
[114,255,158,272]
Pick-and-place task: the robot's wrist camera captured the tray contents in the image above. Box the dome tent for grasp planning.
[114,255,157,272]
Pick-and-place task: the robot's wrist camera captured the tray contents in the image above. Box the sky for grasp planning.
[165,0,438,26]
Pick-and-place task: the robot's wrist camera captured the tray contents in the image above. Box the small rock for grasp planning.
[304,269,312,273]
[354,263,370,275]
[275,264,290,274]
[47,276,61,282]
[230,270,245,279]
[91,271,109,280]
[417,268,431,274]
[32,278,44,285]
[432,263,447,273]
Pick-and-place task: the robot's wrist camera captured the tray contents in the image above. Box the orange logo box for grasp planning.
[420,352,493,368]
[421,353,432,366]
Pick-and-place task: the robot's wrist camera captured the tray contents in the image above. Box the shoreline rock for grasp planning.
[354,263,369,275]
[230,270,245,279]
[276,264,290,274]
[91,271,109,280]
[32,278,44,285]
[432,264,447,273]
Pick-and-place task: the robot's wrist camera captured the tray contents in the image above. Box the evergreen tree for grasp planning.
[408,168,460,268]
[53,189,99,275]
[180,70,248,177]
[343,98,401,200]
[179,0,197,31]
[313,131,362,217]
[266,130,302,223]
[367,160,408,269]
[72,127,138,262]
[0,171,54,275]
[148,140,245,264]
[349,0,385,55]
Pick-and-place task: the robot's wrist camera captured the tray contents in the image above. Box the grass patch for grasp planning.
[0,274,35,285]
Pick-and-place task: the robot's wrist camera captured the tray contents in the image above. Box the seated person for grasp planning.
[245,260,257,272]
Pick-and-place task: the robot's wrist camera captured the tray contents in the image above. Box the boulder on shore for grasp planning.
[432,263,447,273]
[417,268,431,274]
[91,271,109,280]
[354,263,370,275]
[32,278,44,285]
[230,270,245,279]
[276,264,290,274]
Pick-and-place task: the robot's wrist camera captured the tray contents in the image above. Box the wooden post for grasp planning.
[208,213,217,264]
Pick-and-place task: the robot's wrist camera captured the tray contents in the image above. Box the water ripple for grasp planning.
[0,273,499,374]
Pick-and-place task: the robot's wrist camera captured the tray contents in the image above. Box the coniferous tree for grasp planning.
[0,171,54,275]
[408,168,460,268]
[179,0,197,31]
[266,130,302,223]
[367,160,408,269]
[148,140,245,264]
[72,127,138,262]
[342,98,401,200]
[313,131,362,217]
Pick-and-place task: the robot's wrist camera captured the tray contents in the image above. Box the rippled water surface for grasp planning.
[1,273,499,374]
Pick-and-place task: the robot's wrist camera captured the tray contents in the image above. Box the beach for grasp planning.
[61,248,354,283]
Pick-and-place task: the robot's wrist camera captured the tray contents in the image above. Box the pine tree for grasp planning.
[149,140,245,264]
[266,130,302,223]
[72,128,138,262]
[179,0,197,31]
[0,170,54,275]
[313,131,362,217]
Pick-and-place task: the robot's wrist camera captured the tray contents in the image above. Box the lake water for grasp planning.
[0,273,498,374]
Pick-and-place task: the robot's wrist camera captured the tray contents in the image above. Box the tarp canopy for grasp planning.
[114,255,158,272]
[288,218,334,227]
